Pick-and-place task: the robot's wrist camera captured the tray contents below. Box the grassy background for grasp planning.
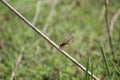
[0,0,120,80]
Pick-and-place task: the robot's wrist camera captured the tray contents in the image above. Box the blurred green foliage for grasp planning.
[0,0,120,80]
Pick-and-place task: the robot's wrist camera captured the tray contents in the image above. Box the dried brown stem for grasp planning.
[110,9,120,36]
[98,6,105,22]
[43,0,58,32]
[10,47,25,80]
[104,0,114,55]
[32,0,41,25]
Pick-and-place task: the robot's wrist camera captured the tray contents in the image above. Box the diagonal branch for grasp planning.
[0,0,99,80]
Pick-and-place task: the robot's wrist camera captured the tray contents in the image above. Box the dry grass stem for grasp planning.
[10,47,25,80]
[70,0,77,9]
[32,0,41,25]
[43,0,58,32]
[110,9,120,36]
[98,6,105,22]
[104,0,114,55]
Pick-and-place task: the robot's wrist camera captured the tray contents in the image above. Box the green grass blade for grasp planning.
[100,42,111,80]
[85,57,90,80]
[90,62,94,80]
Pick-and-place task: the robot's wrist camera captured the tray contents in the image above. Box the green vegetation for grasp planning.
[0,0,120,80]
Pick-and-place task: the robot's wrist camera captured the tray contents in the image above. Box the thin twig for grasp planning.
[98,6,105,22]
[110,9,120,36]
[69,0,77,9]
[103,0,114,56]
[43,0,58,32]
[0,0,99,80]
[32,0,41,25]
[10,47,25,80]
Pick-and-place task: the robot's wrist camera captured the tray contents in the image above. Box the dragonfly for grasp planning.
[60,36,74,48]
